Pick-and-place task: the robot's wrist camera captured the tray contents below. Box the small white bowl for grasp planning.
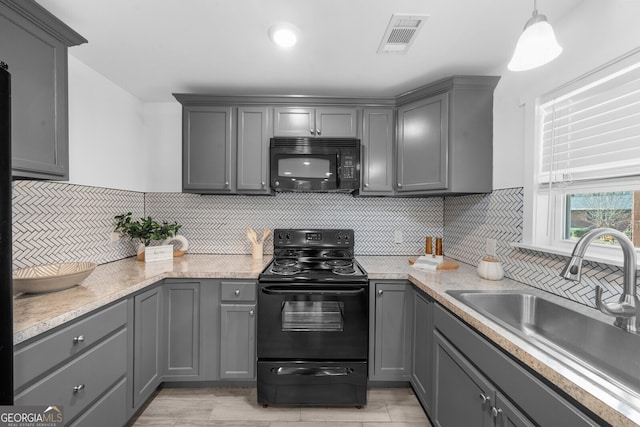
[13,262,97,294]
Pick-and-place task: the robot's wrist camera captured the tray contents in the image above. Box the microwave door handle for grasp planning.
[335,152,341,186]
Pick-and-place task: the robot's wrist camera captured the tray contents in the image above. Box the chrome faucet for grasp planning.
[560,228,640,333]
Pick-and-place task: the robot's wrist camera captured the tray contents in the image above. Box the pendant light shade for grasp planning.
[508,2,562,72]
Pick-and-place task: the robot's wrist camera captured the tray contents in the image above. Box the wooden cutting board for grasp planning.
[408,256,459,271]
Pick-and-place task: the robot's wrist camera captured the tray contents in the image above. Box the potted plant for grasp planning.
[114,212,184,260]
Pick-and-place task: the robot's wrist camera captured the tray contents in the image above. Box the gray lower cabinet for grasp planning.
[237,106,272,194]
[396,76,500,195]
[13,300,129,427]
[182,105,235,193]
[410,287,433,413]
[274,107,358,137]
[369,281,413,381]
[219,281,256,379]
[433,303,603,427]
[360,108,394,195]
[163,281,200,379]
[434,331,532,427]
[0,0,86,180]
[133,284,163,410]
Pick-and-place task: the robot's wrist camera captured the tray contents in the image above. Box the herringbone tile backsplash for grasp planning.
[12,181,625,307]
[444,188,625,308]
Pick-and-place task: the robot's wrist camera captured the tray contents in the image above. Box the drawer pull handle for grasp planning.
[73,384,85,393]
[491,407,503,418]
[377,290,383,295]
[73,335,85,344]
[235,289,240,296]
[479,392,491,404]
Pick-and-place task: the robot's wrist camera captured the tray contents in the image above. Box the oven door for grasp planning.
[270,152,338,191]
[257,283,368,360]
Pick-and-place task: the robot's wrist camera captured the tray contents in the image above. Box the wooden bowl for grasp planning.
[13,262,97,294]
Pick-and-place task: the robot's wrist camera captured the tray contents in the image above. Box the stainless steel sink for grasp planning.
[446,290,640,401]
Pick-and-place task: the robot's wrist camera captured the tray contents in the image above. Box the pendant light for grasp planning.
[508,0,563,71]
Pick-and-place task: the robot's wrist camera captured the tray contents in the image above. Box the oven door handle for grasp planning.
[272,366,354,377]
[261,286,366,296]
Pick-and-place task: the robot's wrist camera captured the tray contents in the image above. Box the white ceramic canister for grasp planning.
[477,256,504,281]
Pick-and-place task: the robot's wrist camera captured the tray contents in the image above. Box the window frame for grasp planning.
[522,48,640,267]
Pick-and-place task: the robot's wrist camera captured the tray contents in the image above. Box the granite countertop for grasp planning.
[13,254,638,426]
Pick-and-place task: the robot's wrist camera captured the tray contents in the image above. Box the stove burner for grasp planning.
[324,259,353,268]
[270,264,302,276]
[274,258,298,267]
[322,250,350,258]
[333,266,357,276]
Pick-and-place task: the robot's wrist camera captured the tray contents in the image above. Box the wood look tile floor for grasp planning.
[129,387,433,427]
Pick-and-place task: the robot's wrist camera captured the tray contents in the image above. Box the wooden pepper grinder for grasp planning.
[435,237,443,256]
[425,237,433,255]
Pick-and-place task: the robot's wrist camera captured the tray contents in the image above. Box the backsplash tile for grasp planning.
[145,192,444,256]
[12,181,143,268]
[443,188,625,308]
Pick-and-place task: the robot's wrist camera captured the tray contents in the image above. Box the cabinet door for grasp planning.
[494,392,535,427]
[163,281,200,378]
[397,93,449,192]
[315,107,358,137]
[182,105,235,193]
[411,289,433,412]
[237,106,272,194]
[361,108,394,194]
[220,304,256,379]
[371,282,412,381]
[273,107,315,137]
[0,8,69,179]
[433,332,493,427]
[133,285,163,409]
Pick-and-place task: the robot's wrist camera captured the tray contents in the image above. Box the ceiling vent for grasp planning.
[377,14,429,54]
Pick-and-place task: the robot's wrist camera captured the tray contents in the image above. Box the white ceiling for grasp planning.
[37,0,583,102]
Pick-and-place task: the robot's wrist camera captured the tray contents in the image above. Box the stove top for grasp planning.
[259,229,367,283]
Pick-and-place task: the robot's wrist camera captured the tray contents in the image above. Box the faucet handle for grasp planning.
[595,285,635,318]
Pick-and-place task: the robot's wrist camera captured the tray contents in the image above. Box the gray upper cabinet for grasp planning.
[361,108,394,195]
[397,93,449,192]
[182,105,235,193]
[0,0,86,180]
[396,76,500,195]
[237,106,272,194]
[274,107,358,137]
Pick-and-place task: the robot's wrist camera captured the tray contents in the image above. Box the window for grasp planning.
[531,49,640,258]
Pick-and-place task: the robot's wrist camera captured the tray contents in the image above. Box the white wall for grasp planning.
[67,55,148,191]
[143,102,182,192]
[491,0,640,190]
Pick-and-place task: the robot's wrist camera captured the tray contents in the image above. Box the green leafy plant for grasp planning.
[114,212,182,246]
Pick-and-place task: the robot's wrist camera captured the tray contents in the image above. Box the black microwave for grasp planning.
[270,137,361,193]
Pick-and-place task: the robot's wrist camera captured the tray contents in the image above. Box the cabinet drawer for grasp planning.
[15,329,128,423]
[14,300,128,391]
[221,281,256,302]
[69,377,126,427]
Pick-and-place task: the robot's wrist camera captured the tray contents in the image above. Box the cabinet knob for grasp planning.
[235,289,240,296]
[397,183,403,188]
[491,407,503,418]
[249,310,255,317]
[377,289,383,295]
[310,128,315,135]
[316,128,321,135]
[364,183,369,188]
[224,181,229,187]
[479,393,491,404]
[73,335,85,344]
[261,181,266,187]
[73,384,85,393]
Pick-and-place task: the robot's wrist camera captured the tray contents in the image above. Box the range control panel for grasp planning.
[274,229,353,247]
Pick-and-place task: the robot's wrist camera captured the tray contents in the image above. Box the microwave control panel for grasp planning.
[341,155,356,179]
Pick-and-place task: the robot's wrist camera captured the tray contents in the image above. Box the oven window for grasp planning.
[278,157,332,179]
[282,301,344,331]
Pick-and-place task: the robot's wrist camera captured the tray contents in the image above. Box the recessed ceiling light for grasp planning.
[268,23,300,48]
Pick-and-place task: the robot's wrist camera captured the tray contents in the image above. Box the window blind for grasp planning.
[539,62,640,185]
